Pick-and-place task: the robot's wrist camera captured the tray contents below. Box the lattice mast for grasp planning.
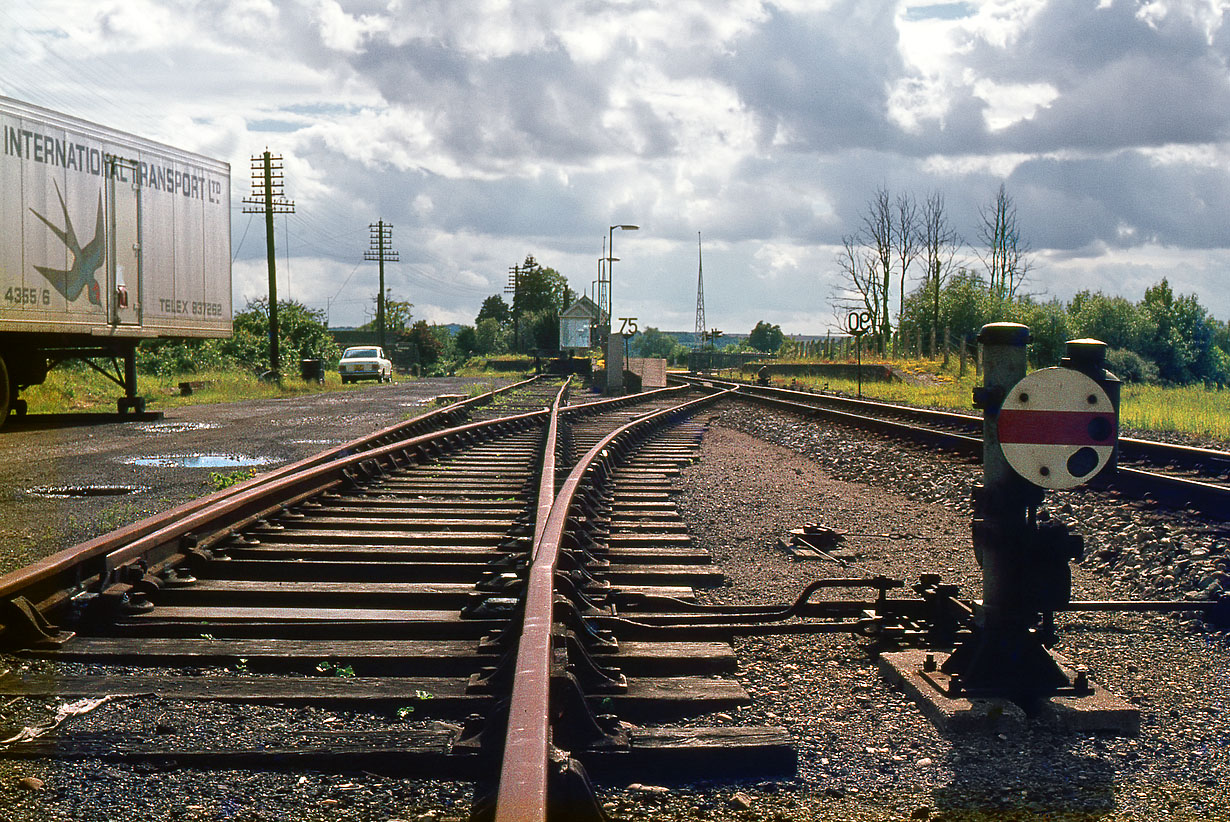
[694,231,706,339]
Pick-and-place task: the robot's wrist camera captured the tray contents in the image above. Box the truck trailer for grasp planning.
[0,96,231,421]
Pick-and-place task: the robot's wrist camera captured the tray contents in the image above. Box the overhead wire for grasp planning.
[232,214,254,262]
[6,5,504,320]
[0,3,169,136]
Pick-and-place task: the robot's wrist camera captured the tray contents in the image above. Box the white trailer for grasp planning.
[0,96,231,419]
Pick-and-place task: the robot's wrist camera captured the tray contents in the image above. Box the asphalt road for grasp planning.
[0,377,509,577]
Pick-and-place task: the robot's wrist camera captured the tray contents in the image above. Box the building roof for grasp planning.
[560,295,606,322]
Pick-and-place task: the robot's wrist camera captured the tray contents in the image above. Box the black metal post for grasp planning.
[943,322,1069,698]
[856,332,863,399]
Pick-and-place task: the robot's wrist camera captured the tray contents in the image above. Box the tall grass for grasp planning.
[1120,384,1230,443]
[763,357,1230,445]
[20,366,390,414]
[769,357,980,413]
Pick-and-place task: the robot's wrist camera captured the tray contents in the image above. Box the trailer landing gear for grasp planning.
[117,345,145,414]
[0,353,11,422]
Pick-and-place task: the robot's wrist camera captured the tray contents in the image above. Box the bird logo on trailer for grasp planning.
[27,180,104,306]
[997,367,1117,490]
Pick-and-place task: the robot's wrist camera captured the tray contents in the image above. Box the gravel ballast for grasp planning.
[0,393,1226,820]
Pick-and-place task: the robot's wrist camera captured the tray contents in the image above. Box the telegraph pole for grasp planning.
[242,151,294,376]
[364,221,399,350]
[505,264,521,353]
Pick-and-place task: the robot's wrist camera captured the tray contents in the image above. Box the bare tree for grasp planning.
[832,233,886,339]
[919,191,961,351]
[860,187,894,350]
[978,182,1032,302]
[893,192,920,354]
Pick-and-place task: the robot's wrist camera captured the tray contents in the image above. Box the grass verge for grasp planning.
[762,358,1230,446]
[19,367,408,415]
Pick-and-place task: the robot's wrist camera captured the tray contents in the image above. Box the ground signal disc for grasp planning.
[997,367,1116,490]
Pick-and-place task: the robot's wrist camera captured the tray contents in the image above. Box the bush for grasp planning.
[224,299,340,374]
[137,339,231,376]
[1105,348,1159,384]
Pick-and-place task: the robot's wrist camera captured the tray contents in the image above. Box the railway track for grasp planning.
[0,379,795,820]
[671,374,1230,517]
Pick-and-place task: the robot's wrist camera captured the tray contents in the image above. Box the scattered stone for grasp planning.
[728,792,754,811]
[627,784,670,796]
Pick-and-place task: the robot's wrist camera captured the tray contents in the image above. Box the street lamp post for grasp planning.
[607,224,638,325]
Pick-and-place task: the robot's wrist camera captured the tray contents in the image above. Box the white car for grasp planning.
[338,346,393,384]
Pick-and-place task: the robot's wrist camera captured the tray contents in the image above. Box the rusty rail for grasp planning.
[0,407,550,636]
[672,373,1230,516]
[0,377,546,613]
[494,388,730,822]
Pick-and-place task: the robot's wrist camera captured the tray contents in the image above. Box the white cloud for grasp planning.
[4,0,1230,338]
[970,77,1058,130]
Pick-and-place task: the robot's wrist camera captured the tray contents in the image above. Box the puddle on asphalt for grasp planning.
[137,422,221,434]
[125,454,279,469]
[28,485,144,498]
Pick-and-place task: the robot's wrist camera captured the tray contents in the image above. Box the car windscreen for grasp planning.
[343,349,380,359]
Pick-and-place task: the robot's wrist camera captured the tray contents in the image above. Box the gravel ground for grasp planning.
[0,377,510,577]
[0,394,1227,821]
[593,404,1227,821]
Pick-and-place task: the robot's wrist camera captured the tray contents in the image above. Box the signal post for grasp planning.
[880,324,1139,734]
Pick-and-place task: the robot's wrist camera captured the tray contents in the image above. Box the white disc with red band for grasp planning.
[997,367,1117,490]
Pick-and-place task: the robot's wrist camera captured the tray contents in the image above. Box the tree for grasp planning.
[747,320,784,353]
[834,188,900,352]
[918,191,961,352]
[359,289,413,335]
[224,298,340,373]
[894,191,920,345]
[475,317,511,355]
[477,295,511,326]
[1006,297,1070,368]
[454,325,479,359]
[517,307,561,352]
[512,256,573,316]
[978,183,1032,303]
[1138,279,1229,384]
[633,327,677,359]
[862,187,895,348]
[429,325,458,371]
[1068,291,1143,351]
[834,234,888,347]
[901,268,994,351]
[403,320,444,368]
[509,255,574,352]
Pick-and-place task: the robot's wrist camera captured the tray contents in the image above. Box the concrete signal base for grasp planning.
[878,649,1139,736]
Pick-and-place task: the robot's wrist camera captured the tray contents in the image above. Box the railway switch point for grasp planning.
[891,325,1139,732]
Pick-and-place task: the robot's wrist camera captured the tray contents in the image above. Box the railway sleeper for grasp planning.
[0,724,795,785]
[0,671,764,721]
[17,636,736,677]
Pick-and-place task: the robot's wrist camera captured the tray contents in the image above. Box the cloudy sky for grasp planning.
[4,0,1229,335]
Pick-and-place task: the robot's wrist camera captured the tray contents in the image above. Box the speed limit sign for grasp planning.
[997,367,1117,490]
[845,310,872,336]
